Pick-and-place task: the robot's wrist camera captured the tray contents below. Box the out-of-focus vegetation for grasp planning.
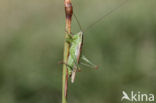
[0,0,156,103]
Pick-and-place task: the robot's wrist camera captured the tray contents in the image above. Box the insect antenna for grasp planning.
[73,13,83,32]
[84,0,130,33]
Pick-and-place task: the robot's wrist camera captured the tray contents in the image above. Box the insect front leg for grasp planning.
[65,31,73,44]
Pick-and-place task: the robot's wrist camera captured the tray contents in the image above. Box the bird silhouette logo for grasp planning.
[121,91,131,101]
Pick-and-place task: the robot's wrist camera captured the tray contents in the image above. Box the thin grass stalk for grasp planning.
[62,0,73,103]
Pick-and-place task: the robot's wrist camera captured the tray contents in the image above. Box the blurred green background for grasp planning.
[0,0,156,103]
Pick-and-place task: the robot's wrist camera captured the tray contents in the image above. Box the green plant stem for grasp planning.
[62,0,73,103]
[62,33,69,103]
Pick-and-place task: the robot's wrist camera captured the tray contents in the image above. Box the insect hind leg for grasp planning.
[81,55,98,69]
